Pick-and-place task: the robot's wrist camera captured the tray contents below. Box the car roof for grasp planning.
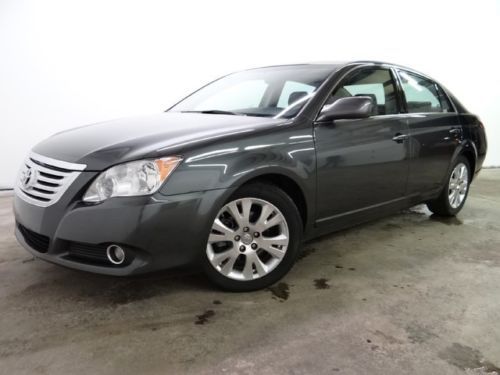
[245,63,343,71]
[251,60,414,72]
[250,61,438,81]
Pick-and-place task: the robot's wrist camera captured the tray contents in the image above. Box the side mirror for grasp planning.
[317,96,374,122]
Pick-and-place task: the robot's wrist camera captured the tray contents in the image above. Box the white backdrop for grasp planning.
[1,0,499,188]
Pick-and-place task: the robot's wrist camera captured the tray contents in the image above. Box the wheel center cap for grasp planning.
[241,233,253,245]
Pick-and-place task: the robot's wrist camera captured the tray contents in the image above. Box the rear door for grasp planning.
[314,67,410,224]
[396,69,461,195]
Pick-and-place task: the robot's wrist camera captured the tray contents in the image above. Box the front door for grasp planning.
[314,67,410,224]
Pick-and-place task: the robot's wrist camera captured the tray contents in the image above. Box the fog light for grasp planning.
[106,244,126,265]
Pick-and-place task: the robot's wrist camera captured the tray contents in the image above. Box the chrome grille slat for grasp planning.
[15,152,87,207]
[28,189,55,199]
[39,171,64,180]
[27,152,87,171]
[24,191,51,202]
[26,161,69,177]
[36,174,62,185]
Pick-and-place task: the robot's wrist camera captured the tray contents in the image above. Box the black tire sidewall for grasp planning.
[201,183,303,292]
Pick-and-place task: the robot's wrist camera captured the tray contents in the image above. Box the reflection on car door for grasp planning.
[314,67,410,226]
[396,69,462,196]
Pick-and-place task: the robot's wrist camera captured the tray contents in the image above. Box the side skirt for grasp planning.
[307,194,420,240]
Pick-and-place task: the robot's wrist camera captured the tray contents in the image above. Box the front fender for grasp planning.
[159,124,316,196]
[158,123,316,232]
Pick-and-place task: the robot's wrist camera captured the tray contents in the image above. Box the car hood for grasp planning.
[32,112,288,170]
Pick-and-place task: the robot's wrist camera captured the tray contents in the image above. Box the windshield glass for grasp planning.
[169,66,334,118]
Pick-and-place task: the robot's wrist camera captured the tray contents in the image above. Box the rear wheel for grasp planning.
[427,156,471,216]
[202,183,302,291]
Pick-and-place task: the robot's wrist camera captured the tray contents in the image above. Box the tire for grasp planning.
[426,156,471,216]
[202,182,303,292]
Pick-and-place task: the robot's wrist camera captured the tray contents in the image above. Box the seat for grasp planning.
[288,91,308,105]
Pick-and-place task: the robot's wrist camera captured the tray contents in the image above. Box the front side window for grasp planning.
[170,67,334,118]
[398,70,452,113]
[323,68,399,115]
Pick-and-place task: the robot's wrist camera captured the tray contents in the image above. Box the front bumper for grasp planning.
[14,182,233,276]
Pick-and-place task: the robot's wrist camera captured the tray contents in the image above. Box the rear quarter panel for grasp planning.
[460,113,487,175]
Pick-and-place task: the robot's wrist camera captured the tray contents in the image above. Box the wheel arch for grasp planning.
[232,170,310,230]
[458,140,478,180]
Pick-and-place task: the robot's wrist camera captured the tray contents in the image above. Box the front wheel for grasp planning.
[202,183,303,291]
[427,156,471,216]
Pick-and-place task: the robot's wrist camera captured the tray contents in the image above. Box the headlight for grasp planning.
[83,156,182,202]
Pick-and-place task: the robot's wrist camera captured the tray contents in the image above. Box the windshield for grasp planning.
[169,66,334,119]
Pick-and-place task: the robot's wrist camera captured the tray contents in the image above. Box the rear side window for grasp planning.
[398,70,453,113]
[435,84,454,112]
[325,68,399,115]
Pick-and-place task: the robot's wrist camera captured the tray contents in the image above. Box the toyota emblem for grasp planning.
[20,166,35,189]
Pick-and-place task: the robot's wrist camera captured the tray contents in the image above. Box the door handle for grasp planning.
[449,128,462,135]
[392,133,409,143]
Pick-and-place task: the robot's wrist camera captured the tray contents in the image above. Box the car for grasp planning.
[13,61,487,291]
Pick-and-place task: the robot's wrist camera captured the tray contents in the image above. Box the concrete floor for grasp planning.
[1,170,499,375]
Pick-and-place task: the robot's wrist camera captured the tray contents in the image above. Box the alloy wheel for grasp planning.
[206,197,290,281]
[448,162,468,209]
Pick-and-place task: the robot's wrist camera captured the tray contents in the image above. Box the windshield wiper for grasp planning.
[181,110,244,116]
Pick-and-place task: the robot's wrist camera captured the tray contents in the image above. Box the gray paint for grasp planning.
[14,61,487,275]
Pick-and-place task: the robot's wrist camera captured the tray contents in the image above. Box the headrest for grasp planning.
[288,91,308,106]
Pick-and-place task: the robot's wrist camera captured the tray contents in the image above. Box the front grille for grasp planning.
[67,242,109,265]
[18,224,50,253]
[15,152,86,207]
